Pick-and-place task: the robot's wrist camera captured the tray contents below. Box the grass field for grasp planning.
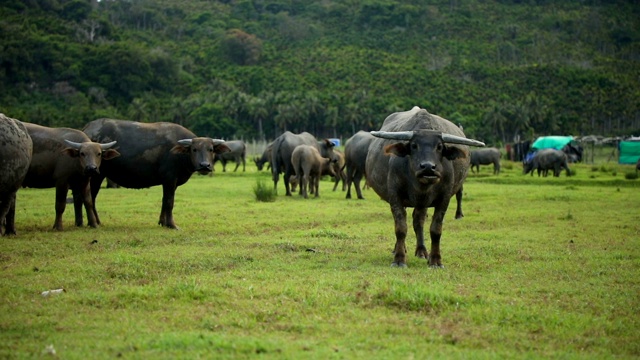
[1,159,639,359]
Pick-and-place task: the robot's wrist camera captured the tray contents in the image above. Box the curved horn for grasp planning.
[64,139,82,150]
[370,131,414,140]
[210,138,225,146]
[100,141,117,150]
[177,139,193,146]
[441,134,485,147]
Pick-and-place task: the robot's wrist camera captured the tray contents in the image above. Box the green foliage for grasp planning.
[0,1,638,142]
[624,172,638,180]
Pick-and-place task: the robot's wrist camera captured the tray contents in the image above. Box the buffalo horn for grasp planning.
[177,139,193,146]
[441,134,485,147]
[100,141,117,150]
[64,139,83,149]
[370,131,414,140]
[210,138,225,146]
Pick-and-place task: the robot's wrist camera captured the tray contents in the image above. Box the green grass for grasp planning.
[1,160,639,359]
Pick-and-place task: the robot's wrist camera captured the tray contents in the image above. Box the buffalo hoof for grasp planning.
[391,262,407,268]
[429,264,445,269]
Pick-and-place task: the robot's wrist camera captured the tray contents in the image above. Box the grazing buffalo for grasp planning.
[365,107,484,267]
[270,131,336,196]
[0,115,32,235]
[253,142,272,171]
[523,149,571,177]
[214,140,246,172]
[344,131,375,199]
[83,119,228,229]
[331,149,347,192]
[292,145,335,199]
[22,123,119,231]
[470,147,501,175]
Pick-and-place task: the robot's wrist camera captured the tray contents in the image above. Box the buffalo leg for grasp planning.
[159,183,178,229]
[79,182,98,228]
[0,193,16,235]
[313,175,320,198]
[53,185,69,231]
[89,175,105,225]
[429,206,448,268]
[390,205,408,267]
[454,187,464,219]
[345,167,354,199]
[413,207,428,259]
[72,188,83,226]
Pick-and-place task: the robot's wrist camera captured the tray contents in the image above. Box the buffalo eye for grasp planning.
[436,143,443,151]
[192,148,197,153]
[410,143,418,150]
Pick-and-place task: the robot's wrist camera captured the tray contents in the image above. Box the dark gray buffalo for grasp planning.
[344,130,375,199]
[214,140,246,172]
[365,107,484,268]
[292,145,335,199]
[23,123,120,231]
[470,147,501,175]
[331,149,347,192]
[253,142,273,171]
[0,114,32,235]
[523,149,571,177]
[83,119,229,229]
[270,131,335,196]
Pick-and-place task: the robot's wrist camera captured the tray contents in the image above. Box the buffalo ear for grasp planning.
[102,149,121,160]
[171,144,190,154]
[214,143,231,154]
[61,148,79,158]
[384,143,410,157]
[443,145,467,161]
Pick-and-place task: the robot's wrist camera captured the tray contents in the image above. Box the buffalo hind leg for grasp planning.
[159,183,179,229]
[413,207,428,260]
[390,205,408,267]
[53,185,68,231]
[454,187,463,219]
[0,193,16,235]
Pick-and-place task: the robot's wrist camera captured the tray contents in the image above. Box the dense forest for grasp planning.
[1,0,639,145]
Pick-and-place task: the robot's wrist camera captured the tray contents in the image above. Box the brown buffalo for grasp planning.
[291,145,335,199]
[0,114,33,235]
[22,123,120,231]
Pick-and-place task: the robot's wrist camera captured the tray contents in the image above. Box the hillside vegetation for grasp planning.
[1,0,639,144]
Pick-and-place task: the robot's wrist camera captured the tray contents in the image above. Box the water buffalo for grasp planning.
[0,115,32,235]
[470,147,501,175]
[270,131,336,196]
[292,145,335,199]
[344,130,375,199]
[83,119,228,229]
[331,149,347,192]
[214,140,246,172]
[523,149,571,177]
[22,123,120,231]
[365,107,484,268]
[253,142,272,171]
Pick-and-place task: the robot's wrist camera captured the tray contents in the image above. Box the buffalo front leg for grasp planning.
[412,207,428,259]
[79,182,99,228]
[72,187,84,227]
[390,205,408,267]
[89,176,104,225]
[0,193,16,235]
[428,206,448,268]
[159,183,179,229]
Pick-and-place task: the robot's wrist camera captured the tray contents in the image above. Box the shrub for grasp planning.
[624,172,638,180]
[253,179,276,202]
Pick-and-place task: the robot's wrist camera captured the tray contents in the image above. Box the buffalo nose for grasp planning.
[200,162,211,170]
[85,166,99,174]
[420,162,436,171]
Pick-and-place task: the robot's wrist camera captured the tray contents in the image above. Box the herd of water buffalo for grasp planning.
[1,107,587,267]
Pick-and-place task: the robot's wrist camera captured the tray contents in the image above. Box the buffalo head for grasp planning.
[63,140,120,176]
[171,138,229,175]
[372,130,484,185]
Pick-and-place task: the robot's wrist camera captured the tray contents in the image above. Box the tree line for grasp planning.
[1,0,638,145]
